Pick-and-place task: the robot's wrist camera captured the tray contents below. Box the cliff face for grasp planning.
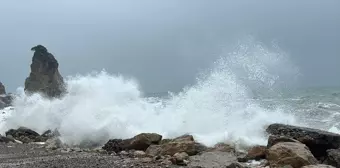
[24,45,66,98]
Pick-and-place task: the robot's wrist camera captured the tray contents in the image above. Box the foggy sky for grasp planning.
[0,0,339,93]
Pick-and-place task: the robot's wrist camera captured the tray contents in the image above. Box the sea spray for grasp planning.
[0,40,298,148]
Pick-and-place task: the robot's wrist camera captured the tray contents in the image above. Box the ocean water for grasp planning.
[0,40,339,149]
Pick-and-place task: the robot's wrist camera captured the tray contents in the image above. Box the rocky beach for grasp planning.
[0,45,339,168]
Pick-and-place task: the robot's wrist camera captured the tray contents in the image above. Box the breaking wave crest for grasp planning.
[1,39,299,148]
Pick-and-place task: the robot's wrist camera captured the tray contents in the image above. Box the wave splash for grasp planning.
[1,40,299,148]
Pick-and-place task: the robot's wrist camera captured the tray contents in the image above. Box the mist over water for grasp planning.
[1,39,300,148]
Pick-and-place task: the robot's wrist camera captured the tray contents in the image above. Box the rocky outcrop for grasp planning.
[24,45,66,98]
[0,82,13,109]
[266,142,318,168]
[5,127,51,143]
[266,123,340,158]
[323,149,340,167]
[0,82,5,95]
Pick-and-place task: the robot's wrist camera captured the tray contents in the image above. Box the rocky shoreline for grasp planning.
[1,45,340,167]
[0,124,340,167]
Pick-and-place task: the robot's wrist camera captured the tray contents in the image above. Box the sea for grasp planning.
[1,40,339,150]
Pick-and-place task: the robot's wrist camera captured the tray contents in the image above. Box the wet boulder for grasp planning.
[103,133,162,153]
[266,123,340,158]
[266,142,318,168]
[24,45,66,98]
[5,127,47,143]
[102,139,124,153]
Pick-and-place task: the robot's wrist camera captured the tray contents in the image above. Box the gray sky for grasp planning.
[0,0,339,93]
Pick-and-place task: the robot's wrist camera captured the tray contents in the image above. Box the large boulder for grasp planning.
[24,45,66,98]
[266,123,340,158]
[102,133,162,153]
[0,82,5,95]
[266,142,318,168]
[145,134,207,156]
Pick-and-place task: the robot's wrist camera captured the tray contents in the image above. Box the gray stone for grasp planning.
[266,123,340,158]
[24,45,66,98]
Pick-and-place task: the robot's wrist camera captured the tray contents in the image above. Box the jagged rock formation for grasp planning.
[24,45,66,98]
[0,82,12,109]
[0,82,5,95]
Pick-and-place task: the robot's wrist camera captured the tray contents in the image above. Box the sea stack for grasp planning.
[0,82,5,95]
[24,45,66,98]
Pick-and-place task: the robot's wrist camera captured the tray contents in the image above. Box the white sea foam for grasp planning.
[0,39,298,148]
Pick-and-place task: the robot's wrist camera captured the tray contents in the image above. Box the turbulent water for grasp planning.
[1,40,339,149]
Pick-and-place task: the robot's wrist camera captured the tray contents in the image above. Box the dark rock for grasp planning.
[0,134,15,143]
[126,133,162,151]
[323,148,340,167]
[102,139,124,153]
[41,129,60,138]
[0,85,13,108]
[267,135,302,148]
[102,133,162,153]
[5,127,47,143]
[266,123,340,158]
[0,82,5,95]
[0,100,5,109]
[24,45,66,98]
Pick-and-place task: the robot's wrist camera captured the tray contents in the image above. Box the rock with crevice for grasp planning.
[24,45,66,98]
[266,123,340,158]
